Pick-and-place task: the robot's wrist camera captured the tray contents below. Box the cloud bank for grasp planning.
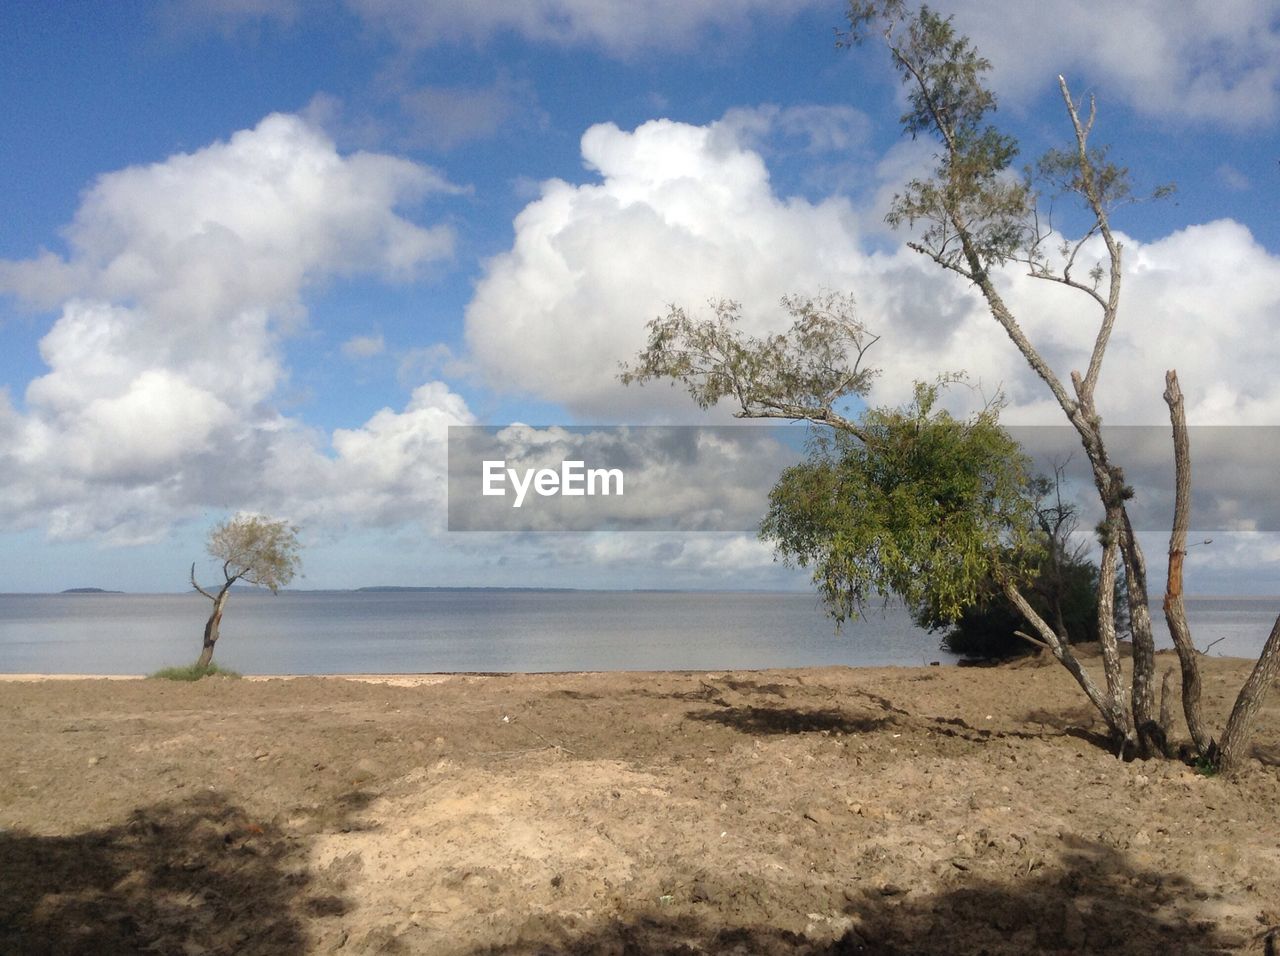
[464,114,1280,428]
[0,114,473,542]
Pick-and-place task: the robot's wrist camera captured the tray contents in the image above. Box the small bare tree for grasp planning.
[191,514,301,669]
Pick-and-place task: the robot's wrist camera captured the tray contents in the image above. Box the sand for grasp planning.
[1,652,1278,954]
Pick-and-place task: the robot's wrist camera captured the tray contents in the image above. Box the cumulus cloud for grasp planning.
[459,112,1280,569]
[464,116,875,417]
[0,113,469,541]
[465,114,1280,432]
[175,1,1278,128]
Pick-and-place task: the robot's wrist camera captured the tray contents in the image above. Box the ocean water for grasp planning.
[0,590,945,675]
[0,591,1275,676]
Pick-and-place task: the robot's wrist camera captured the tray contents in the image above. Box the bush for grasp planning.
[149,662,242,681]
[931,550,1116,660]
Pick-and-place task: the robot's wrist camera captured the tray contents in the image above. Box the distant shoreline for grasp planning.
[0,646,1268,681]
[9,589,1279,600]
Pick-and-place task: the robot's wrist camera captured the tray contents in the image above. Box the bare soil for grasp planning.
[2,651,1279,955]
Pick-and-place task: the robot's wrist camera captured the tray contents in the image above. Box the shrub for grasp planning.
[149,662,242,681]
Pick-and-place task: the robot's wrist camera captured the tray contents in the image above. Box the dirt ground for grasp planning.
[2,651,1279,955]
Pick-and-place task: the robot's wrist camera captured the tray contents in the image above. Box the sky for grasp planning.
[1,0,1278,594]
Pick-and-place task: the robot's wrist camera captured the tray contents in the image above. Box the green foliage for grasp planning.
[932,545,1103,659]
[919,466,1116,658]
[761,380,1042,625]
[844,2,1170,286]
[149,662,242,681]
[843,2,1031,273]
[207,513,301,593]
[620,293,876,422]
[1192,754,1220,778]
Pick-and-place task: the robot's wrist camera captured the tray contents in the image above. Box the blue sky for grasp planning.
[1,0,1278,593]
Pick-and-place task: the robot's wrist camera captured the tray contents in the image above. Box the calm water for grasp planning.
[0,590,947,675]
[0,591,1275,676]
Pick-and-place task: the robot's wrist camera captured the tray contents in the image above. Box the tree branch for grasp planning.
[733,403,868,440]
[1003,580,1126,739]
[1012,629,1051,650]
[191,563,216,602]
[1057,75,1122,400]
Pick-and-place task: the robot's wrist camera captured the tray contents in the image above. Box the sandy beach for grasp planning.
[2,653,1278,954]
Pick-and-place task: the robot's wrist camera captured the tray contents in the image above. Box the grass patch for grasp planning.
[149,662,242,681]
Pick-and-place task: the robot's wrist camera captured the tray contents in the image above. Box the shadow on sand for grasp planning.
[0,790,352,955]
[688,705,893,736]
[467,835,1247,955]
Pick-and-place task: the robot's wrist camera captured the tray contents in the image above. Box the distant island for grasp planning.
[60,587,123,594]
[355,586,580,593]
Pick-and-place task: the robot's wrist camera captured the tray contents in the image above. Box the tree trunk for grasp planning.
[1096,509,1132,743]
[196,588,230,669]
[1161,370,1213,758]
[1119,509,1165,756]
[1081,424,1161,756]
[1218,613,1280,775]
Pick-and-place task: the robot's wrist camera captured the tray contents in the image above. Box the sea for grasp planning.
[0,590,1276,676]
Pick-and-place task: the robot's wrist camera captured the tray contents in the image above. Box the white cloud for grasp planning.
[0,113,468,541]
[464,117,874,418]
[981,220,1280,425]
[340,1,1278,126]
[718,104,872,156]
[175,2,1278,128]
[466,113,1280,433]
[459,110,1280,582]
[934,0,1280,126]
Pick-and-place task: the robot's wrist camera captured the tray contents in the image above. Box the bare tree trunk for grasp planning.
[1082,438,1160,755]
[1218,613,1280,775]
[1096,510,1132,743]
[1119,509,1165,756]
[196,589,229,669]
[1161,370,1213,757]
[191,563,233,670]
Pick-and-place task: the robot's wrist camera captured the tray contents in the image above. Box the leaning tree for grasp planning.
[624,3,1280,774]
[191,513,301,669]
[842,0,1280,771]
[622,296,1126,744]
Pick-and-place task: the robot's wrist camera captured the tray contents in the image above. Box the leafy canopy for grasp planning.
[621,292,877,430]
[208,513,301,593]
[761,381,1042,625]
[843,2,1169,290]
[842,2,1030,273]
